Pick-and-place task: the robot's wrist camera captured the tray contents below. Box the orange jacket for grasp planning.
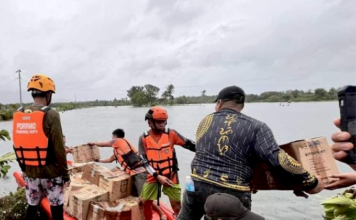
[13,107,49,167]
[112,138,143,175]
[142,129,184,184]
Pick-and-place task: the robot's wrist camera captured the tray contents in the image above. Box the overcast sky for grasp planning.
[0,0,355,103]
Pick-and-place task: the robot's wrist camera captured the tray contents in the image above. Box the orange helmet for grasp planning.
[27,74,56,93]
[145,107,168,121]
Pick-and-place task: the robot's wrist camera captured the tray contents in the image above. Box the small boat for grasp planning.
[13,165,176,220]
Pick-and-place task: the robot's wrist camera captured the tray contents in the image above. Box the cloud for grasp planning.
[0,0,355,103]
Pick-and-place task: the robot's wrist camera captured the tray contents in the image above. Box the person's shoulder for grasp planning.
[238,113,267,129]
[139,132,147,140]
[199,113,215,123]
[24,106,58,117]
[167,128,183,137]
[167,128,176,134]
[45,107,60,119]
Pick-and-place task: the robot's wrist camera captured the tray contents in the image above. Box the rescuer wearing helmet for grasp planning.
[139,106,196,219]
[89,128,168,219]
[12,74,69,220]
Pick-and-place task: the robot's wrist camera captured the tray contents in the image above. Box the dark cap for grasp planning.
[204,193,264,220]
[214,86,245,103]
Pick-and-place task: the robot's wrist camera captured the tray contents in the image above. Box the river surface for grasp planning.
[0,102,353,220]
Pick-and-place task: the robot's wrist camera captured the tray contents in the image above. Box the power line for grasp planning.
[0,73,15,82]
[0,76,17,87]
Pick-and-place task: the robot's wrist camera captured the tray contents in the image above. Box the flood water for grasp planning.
[0,102,353,220]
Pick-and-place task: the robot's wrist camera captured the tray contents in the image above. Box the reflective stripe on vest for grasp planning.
[12,110,48,166]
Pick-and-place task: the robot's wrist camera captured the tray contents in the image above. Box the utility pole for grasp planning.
[16,69,23,106]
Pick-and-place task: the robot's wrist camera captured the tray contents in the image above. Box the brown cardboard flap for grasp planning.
[82,163,110,186]
[69,184,109,220]
[99,170,133,202]
[87,201,132,220]
[72,144,101,163]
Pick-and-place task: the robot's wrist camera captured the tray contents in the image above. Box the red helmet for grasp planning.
[145,107,168,121]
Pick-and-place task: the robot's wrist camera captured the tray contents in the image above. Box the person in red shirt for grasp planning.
[139,107,196,219]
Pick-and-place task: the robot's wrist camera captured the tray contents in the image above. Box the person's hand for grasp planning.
[157,175,173,187]
[325,173,356,190]
[306,175,324,194]
[331,118,355,170]
[65,147,73,154]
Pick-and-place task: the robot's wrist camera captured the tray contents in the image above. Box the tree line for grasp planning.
[0,87,338,121]
[127,85,339,106]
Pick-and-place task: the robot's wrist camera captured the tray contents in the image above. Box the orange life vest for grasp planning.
[112,138,141,174]
[12,107,49,167]
[143,129,179,182]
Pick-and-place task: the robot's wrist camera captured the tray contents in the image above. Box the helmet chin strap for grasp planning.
[46,93,52,106]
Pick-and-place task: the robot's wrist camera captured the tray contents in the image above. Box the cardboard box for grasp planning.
[82,163,111,186]
[118,196,144,220]
[250,137,339,191]
[99,170,133,202]
[64,175,91,211]
[68,185,109,220]
[69,162,95,174]
[87,201,131,220]
[72,144,100,163]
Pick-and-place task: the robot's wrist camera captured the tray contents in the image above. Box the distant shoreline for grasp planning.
[0,100,337,122]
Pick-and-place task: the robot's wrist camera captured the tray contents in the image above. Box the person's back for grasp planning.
[111,137,146,175]
[12,74,68,220]
[18,105,68,179]
[192,109,266,192]
[178,85,323,220]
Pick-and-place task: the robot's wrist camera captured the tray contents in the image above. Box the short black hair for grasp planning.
[112,129,125,138]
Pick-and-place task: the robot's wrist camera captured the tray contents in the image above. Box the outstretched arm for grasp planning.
[170,129,196,152]
[88,141,112,147]
[96,154,116,163]
[253,123,323,194]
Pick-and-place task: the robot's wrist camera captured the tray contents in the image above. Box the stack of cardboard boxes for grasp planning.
[65,144,143,220]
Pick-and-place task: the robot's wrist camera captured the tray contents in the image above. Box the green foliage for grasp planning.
[0,130,14,178]
[132,91,147,107]
[0,103,20,121]
[175,96,188,105]
[1,86,339,114]
[315,88,328,101]
[0,130,10,141]
[144,84,160,105]
[0,188,28,220]
[322,188,356,220]
[161,84,175,105]
[127,84,160,106]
